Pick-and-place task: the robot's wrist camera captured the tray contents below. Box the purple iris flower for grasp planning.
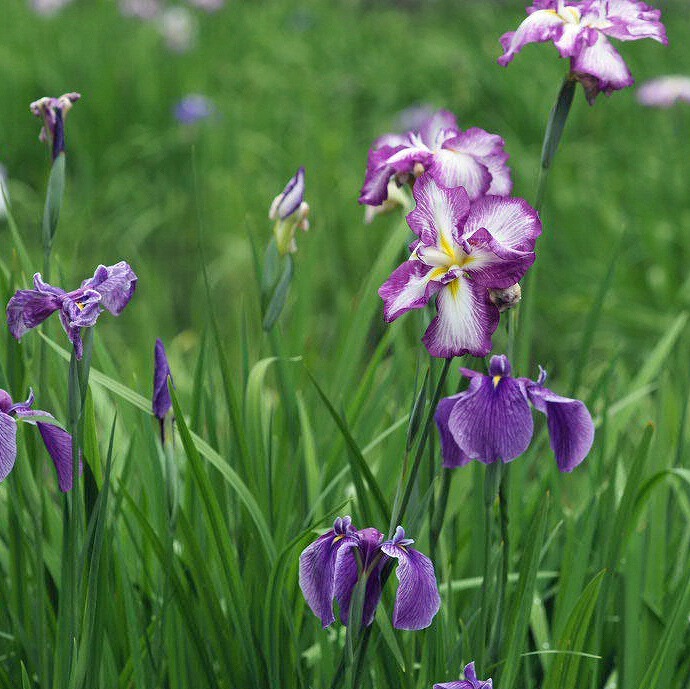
[359,109,512,208]
[379,173,541,359]
[153,338,173,440]
[637,76,690,108]
[7,261,137,359]
[498,1,668,104]
[299,518,441,631]
[30,93,81,160]
[0,389,78,492]
[434,662,493,689]
[436,355,595,472]
[269,167,310,255]
[174,94,216,124]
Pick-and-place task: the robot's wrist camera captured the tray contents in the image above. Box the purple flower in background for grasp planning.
[119,0,161,19]
[7,261,137,359]
[30,93,80,160]
[30,0,74,16]
[174,94,216,124]
[0,389,78,492]
[637,76,690,108]
[359,109,512,208]
[379,173,540,359]
[153,339,174,441]
[434,662,493,689]
[159,6,197,53]
[269,167,310,255]
[299,518,441,631]
[435,355,594,472]
[498,0,668,103]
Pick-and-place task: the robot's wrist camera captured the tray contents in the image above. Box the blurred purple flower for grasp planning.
[174,94,216,124]
[269,167,310,255]
[7,262,137,359]
[30,0,74,16]
[435,355,595,472]
[119,0,161,19]
[637,76,690,108]
[159,6,197,53]
[379,173,540,359]
[360,109,512,208]
[30,93,80,159]
[299,518,441,631]
[186,0,224,11]
[153,338,174,441]
[434,662,493,689]
[0,389,79,492]
[499,0,668,103]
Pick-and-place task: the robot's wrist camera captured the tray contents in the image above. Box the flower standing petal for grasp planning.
[82,262,138,315]
[380,527,441,630]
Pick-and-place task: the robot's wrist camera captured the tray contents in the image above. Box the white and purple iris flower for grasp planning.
[30,93,81,160]
[435,355,595,473]
[637,75,690,108]
[498,0,668,103]
[359,109,512,208]
[379,173,541,359]
[299,517,441,631]
[7,261,137,359]
[434,662,493,689]
[0,389,78,492]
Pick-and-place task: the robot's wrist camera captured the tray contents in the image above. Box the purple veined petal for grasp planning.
[637,76,690,108]
[61,290,103,329]
[571,32,633,102]
[153,338,173,420]
[447,373,533,463]
[422,275,499,359]
[418,109,460,149]
[299,527,358,628]
[464,227,536,289]
[58,310,85,360]
[379,539,441,630]
[6,287,62,340]
[462,195,541,253]
[379,260,443,323]
[426,149,492,202]
[406,173,471,246]
[0,412,17,482]
[498,9,568,66]
[435,394,472,468]
[270,167,305,220]
[600,0,667,44]
[526,384,595,472]
[36,421,79,492]
[0,390,13,414]
[81,262,138,315]
[434,662,493,689]
[33,273,66,297]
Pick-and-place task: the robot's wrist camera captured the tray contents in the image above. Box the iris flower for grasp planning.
[359,109,512,208]
[7,261,137,359]
[498,0,667,103]
[269,167,310,255]
[379,173,540,359]
[153,338,174,441]
[0,389,78,492]
[637,76,690,108]
[434,663,493,689]
[435,355,595,472]
[30,93,80,159]
[299,518,441,631]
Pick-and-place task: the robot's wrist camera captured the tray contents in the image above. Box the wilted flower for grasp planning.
[7,261,137,359]
[434,662,493,689]
[359,109,512,208]
[173,94,216,124]
[498,0,668,104]
[269,167,310,255]
[637,76,690,108]
[153,338,174,441]
[159,6,197,53]
[299,518,441,631]
[489,283,522,312]
[30,93,81,160]
[0,389,78,492]
[435,355,595,472]
[379,173,540,359]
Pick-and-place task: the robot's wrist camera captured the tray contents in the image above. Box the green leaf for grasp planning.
[263,253,294,331]
[42,152,66,248]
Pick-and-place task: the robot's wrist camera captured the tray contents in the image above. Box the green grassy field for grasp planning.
[1,0,689,687]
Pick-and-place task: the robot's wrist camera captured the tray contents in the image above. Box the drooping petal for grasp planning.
[434,394,472,468]
[600,0,667,44]
[462,195,541,253]
[447,374,533,463]
[299,528,357,628]
[419,109,459,149]
[0,412,17,482]
[498,10,569,65]
[571,33,633,101]
[6,288,62,340]
[153,338,173,420]
[379,260,442,323]
[422,276,499,359]
[526,384,595,472]
[379,541,441,630]
[37,421,78,492]
[406,173,471,247]
[81,262,138,315]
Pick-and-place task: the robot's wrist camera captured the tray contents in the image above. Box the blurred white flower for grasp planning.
[119,0,161,20]
[637,76,690,108]
[186,0,224,12]
[159,7,197,53]
[29,0,74,16]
